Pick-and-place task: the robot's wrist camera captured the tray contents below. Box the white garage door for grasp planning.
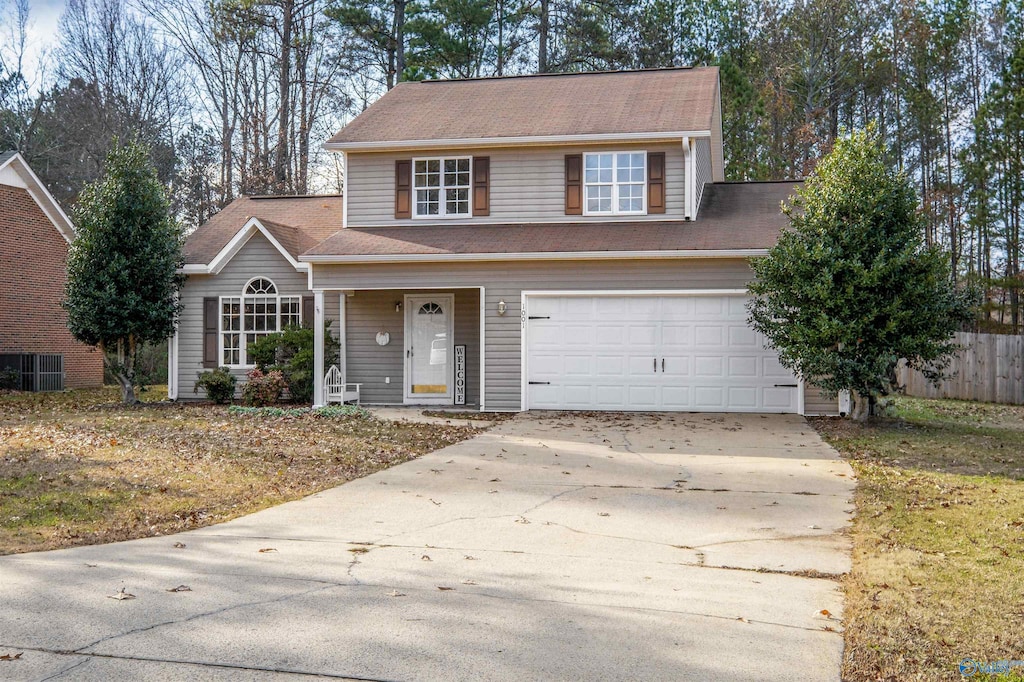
[524,294,800,413]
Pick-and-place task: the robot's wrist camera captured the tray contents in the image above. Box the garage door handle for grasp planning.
[661,358,665,372]
[774,384,798,388]
[529,381,551,385]
[653,358,657,372]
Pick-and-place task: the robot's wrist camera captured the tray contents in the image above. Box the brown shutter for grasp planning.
[302,296,314,328]
[203,297,218,368]
[647,152,666,214]
[565,154,582,215]
[472,156,490,216]
[395,159,412,218]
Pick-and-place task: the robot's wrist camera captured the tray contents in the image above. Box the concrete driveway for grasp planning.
[0,412,854,681]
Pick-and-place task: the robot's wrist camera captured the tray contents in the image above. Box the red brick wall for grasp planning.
[0,184,104,388]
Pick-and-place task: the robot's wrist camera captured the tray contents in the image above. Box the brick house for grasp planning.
[0,151,104,389]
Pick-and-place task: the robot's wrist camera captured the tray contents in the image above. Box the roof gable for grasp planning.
[182,195,344,268]
[0,152,76,243]
[327,67,721,149]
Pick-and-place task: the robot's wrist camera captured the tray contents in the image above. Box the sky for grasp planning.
[3,0,66,86]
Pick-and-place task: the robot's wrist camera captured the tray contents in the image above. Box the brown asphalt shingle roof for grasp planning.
[327,67,720,146]
[183,195,344,265]
[302,182,800,259]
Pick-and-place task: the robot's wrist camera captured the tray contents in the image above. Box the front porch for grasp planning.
[312,288,482,409]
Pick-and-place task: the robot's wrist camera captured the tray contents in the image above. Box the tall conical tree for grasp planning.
[747,126,974,420]
[63,140,185,404]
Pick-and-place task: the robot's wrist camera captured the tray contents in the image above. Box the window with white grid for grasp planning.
[219,279,302,367]
[414,157,471,218]
[584,152,646,215]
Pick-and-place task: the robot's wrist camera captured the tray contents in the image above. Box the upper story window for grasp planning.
[414,157,471,218]
[584,152,646,215]
[220,278,302,367]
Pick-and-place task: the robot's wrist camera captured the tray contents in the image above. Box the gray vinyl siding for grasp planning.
[177,234,325,399]
[694,138,712,215]
[343,289,479,405]
[346,143,686,227]
[803,383,840,416]
[312,258,763,411]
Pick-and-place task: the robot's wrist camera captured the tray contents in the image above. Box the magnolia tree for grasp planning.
[64,141,184,404]
[747,127,974,421]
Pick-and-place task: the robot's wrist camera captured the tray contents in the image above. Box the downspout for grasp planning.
[682,136,694,220]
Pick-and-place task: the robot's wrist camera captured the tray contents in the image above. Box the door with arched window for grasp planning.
[404,294,454,404]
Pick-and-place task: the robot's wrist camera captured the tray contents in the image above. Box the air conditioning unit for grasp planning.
[0,353,65,392]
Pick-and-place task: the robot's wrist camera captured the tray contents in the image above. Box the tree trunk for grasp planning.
[274,0,294,192]
[393,0,406,87]
[538,0,549,73]
[850,393,871,422]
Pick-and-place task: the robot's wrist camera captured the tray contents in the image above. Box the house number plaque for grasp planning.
[454,344,466,405]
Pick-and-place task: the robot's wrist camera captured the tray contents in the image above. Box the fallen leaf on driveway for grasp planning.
[0,653,23,661]
[598,512,610,517]
[820,609,833,618]
[258,548,277,553]
[437,586,454,591]
[808,525,821,530]
[736,617,749,623]
[464,555,478,560]
[167,585,192,593]
[421,555,432,561]
[84,563,97,568]
[488,478,500,482]
[108,588,135,601]
[461,579,477,585]
[389,590,406,597]
[173,542,186,549]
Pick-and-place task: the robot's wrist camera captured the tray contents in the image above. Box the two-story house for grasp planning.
[172,67,838,415]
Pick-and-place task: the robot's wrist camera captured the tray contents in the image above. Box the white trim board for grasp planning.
[301,249,768,265]
[0,152,76,243]
[323,130,713,153]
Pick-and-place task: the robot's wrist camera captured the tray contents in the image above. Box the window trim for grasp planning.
[582,151,648,216]
[218,278,302,369]
[412,156,473,219]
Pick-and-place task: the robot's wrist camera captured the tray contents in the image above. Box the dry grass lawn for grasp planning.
[0,387,478,554]
[812,397,1024,682]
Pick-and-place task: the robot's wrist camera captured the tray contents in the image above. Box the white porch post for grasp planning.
[338,292,347,379]
[313,289,326,407]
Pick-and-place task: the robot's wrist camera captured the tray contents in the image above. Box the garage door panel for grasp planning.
[525,295,799,413]
[727,386,758,409]
[626,385,659,408]
[563,355,593,376]
[694,386,726,409]
[660,323,693,347]
[660,386,691,409]
[763,387,797,410]
[694,356,724,377]
[728,356,758,377]
[694,326,724,346]
[728,325,759,348]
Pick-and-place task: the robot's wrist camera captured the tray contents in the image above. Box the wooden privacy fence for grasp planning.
[898,332,1024,405]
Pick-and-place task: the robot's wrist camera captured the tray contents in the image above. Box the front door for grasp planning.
[404,294,454,404]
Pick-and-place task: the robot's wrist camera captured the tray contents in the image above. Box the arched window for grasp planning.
[219,278,303,367]
[418,302,443,315]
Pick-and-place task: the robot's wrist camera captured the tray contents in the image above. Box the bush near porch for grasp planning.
[0,386,478,554]
[811,397,1024,682]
